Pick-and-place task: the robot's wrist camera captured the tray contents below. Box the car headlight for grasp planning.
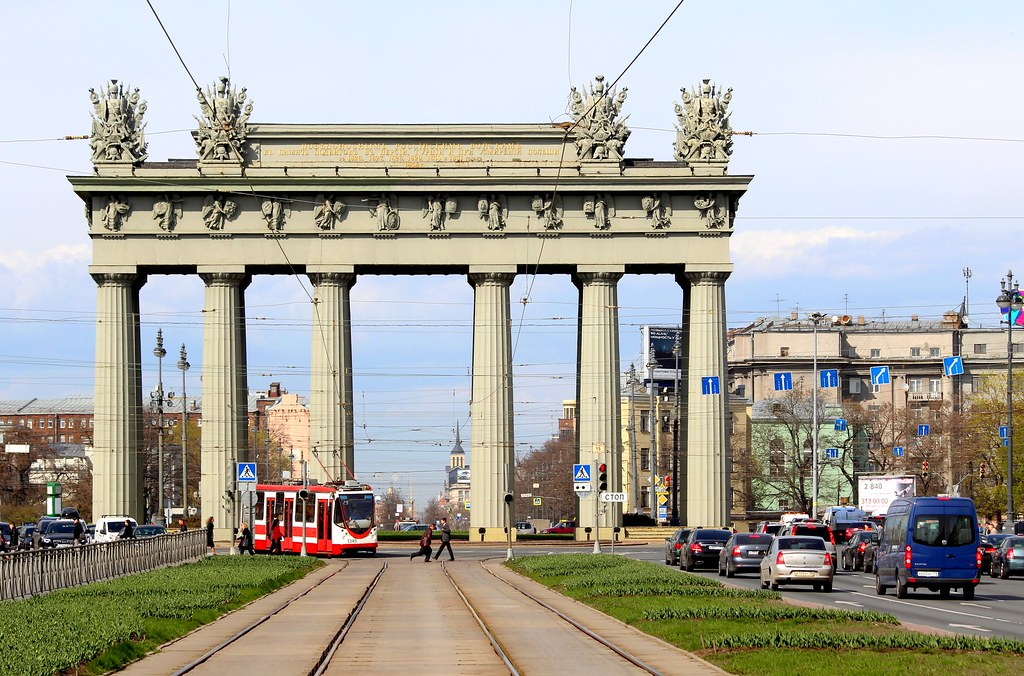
[42,538,52,544]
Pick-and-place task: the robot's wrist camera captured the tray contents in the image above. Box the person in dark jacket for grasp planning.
[9,525,19,550]
[432,517,454,561]
[236,522,255,555]
[206,516,216,555]
[410,525,434,563]
[119,519,136,539]
[72,517,85,545]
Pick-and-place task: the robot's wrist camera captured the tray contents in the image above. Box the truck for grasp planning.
[822,506,866,525]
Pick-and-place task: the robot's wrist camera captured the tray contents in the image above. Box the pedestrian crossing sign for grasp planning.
[237,462,257,482]
[573,464,591,482]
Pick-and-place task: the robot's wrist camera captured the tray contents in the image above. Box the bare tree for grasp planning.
[514,437,576,524]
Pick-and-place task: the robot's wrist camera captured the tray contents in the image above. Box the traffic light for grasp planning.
[980,462,987,478]
[503,493,513,505]
[598,463,608,492]
[664,474,671,488]
[922,460,929,481]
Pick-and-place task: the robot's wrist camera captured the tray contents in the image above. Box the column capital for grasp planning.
[681,270,731,286]
[91,271,145,287]
[308,271,357,287]
[199,271,251,290]
[468,271,516,287]
[573,270,623,286]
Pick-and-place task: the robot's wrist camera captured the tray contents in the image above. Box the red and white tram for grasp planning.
[250,480,377,556]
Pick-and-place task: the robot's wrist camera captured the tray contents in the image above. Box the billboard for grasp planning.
[641,325,684,382]
[858,475,916,516]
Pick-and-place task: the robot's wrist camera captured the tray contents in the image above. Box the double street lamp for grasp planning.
[177,344,190,517]
[808,312,826,519]
[152,330,167,525]
[647,347,658,521]
[996,271,1022,532]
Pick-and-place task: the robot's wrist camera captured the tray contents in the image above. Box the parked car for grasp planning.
[135,525,167,538]
[841,530,878,571]
[664,528,692,566]
[38,519,86,548]
[32,516,59,549]
[515,521,536,535]
[540,520,576,534]
[760,535,834,592]
[989,536,1024,579]
[680,528,732,571]
[831,520,875,545]
[874,496,980,600]
[718,532,773,577]
[784,522,837,567]
[980,534,1010,573]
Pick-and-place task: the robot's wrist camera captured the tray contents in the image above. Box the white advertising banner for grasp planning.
[858,475,916,516]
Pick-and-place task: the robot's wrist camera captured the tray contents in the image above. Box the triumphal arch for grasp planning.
[71,76,749,540]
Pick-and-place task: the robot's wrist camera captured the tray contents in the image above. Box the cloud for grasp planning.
[731,226,905,277]
[0,244,90,273]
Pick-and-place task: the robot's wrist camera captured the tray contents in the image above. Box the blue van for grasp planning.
[874,496,980,599]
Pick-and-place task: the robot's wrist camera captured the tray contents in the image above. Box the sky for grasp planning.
[1,1,1021,503]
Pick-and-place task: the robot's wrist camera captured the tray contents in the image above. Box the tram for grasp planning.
[249,480,377,556]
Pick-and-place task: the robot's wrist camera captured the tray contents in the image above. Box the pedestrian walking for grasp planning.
[432,517,454,561]
[178,519,187,533]
[9,525,19,550]
[237,522,255,555]
[1015,520,1024,536]
[72,517,85,545]
[269,514,283,554]
[206,516,216,555]
[119,519,135,539]
[410,525,434,563]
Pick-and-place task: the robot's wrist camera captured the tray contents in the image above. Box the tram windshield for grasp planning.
[334,493,375,534]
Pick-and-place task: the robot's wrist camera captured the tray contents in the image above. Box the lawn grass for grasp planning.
[508,553,1024,675]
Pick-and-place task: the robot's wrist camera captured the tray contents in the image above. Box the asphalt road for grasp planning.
[624,544,1024,639]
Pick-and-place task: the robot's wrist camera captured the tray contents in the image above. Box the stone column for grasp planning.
[573,268,623,535]
[199,270,251,542]
[308,269,356,484]
[684,270,731,527]
[91,269,146,521]
[468,268,515,540]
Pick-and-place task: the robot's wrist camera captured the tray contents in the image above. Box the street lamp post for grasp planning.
[152,330,167,525]
[671,331,682,526]
[177,344,189,518]
[808,312,826,519]
[647,347,658,522]
[996,271,1022,532]
[626,364,640,514]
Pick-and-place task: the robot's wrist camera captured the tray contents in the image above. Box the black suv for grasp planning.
[37,519,84,548]
[32,516,58,549]
[680,528,733,571]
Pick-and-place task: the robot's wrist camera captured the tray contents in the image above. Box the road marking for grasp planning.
[848,591,995,621]
[835,601,863,607]
[949,623,990,632]
[960,602,992,609]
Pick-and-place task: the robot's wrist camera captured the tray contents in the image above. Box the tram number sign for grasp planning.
[600,492,627,503]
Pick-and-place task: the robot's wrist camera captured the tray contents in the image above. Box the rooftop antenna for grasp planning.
[963,266,972,321]
[844,293,849,316]
[774,293,782,316]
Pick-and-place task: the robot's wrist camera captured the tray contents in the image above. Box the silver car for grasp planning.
[760,535,834,592]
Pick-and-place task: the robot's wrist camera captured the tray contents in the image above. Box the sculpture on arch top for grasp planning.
[89,80,148,164]
[569,75,630,161]
[313,194,347,230]
[674,79,733,169]
[195,76,253,163]
[478,194,507,231]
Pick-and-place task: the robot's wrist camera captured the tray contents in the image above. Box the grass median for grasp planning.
[0,555,321,676]
[507,553,1024,675]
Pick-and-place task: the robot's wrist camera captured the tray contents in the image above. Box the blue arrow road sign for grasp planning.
[237,462,257,482]
[870,365,891,385]
[918,424,930,436]
[1000,426,1010,439]
[573,464,591,482]
[820,369,839,388]
[774,372,793,391]
[701,376,720,395]
[893,446,905,457]
[943,356,964,377]
[826,447,839,459]
[834,418,847,431]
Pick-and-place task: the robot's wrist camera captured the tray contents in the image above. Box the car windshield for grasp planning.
[735,534,767,544]
[912,514,976,547]
[778,537,825,551]
[48,523,77,535]
[793,525,827,536]
[136,526,164,536]
[695,530,731,541]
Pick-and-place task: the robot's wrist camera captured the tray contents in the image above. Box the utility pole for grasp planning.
[152,330,166,525]
[177,344,189,518]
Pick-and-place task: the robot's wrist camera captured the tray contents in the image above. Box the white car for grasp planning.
[515,521,536,535]
[93,515,138,543]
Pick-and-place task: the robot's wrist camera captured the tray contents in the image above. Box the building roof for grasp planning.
[0,396,95,415]
[732,309,965,336]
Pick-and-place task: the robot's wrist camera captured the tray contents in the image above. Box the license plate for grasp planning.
[794,571,815,577]
[708,545,722,550]
[917,570,939,578]
[750,550,763,556]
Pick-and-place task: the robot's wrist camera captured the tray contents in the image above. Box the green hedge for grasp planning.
[645,605,899,624]
[706,630,1024,653]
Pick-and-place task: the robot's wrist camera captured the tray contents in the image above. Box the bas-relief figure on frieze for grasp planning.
[201,194,238,230]
[195,76,253,163]
[583,193,615,230]
[89,80,148,164]
[99,195,131,231]
[569,75,630,162]
[152,194,182,231]
[642,194,671,229]
[370,194,400,231]
[313,194,347,230]
[674,78,733,166]
[478,195,507,231]
[261,197,290,231]
[532,194,563,230]
[693,193,730,230]
[422,195,457,231]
